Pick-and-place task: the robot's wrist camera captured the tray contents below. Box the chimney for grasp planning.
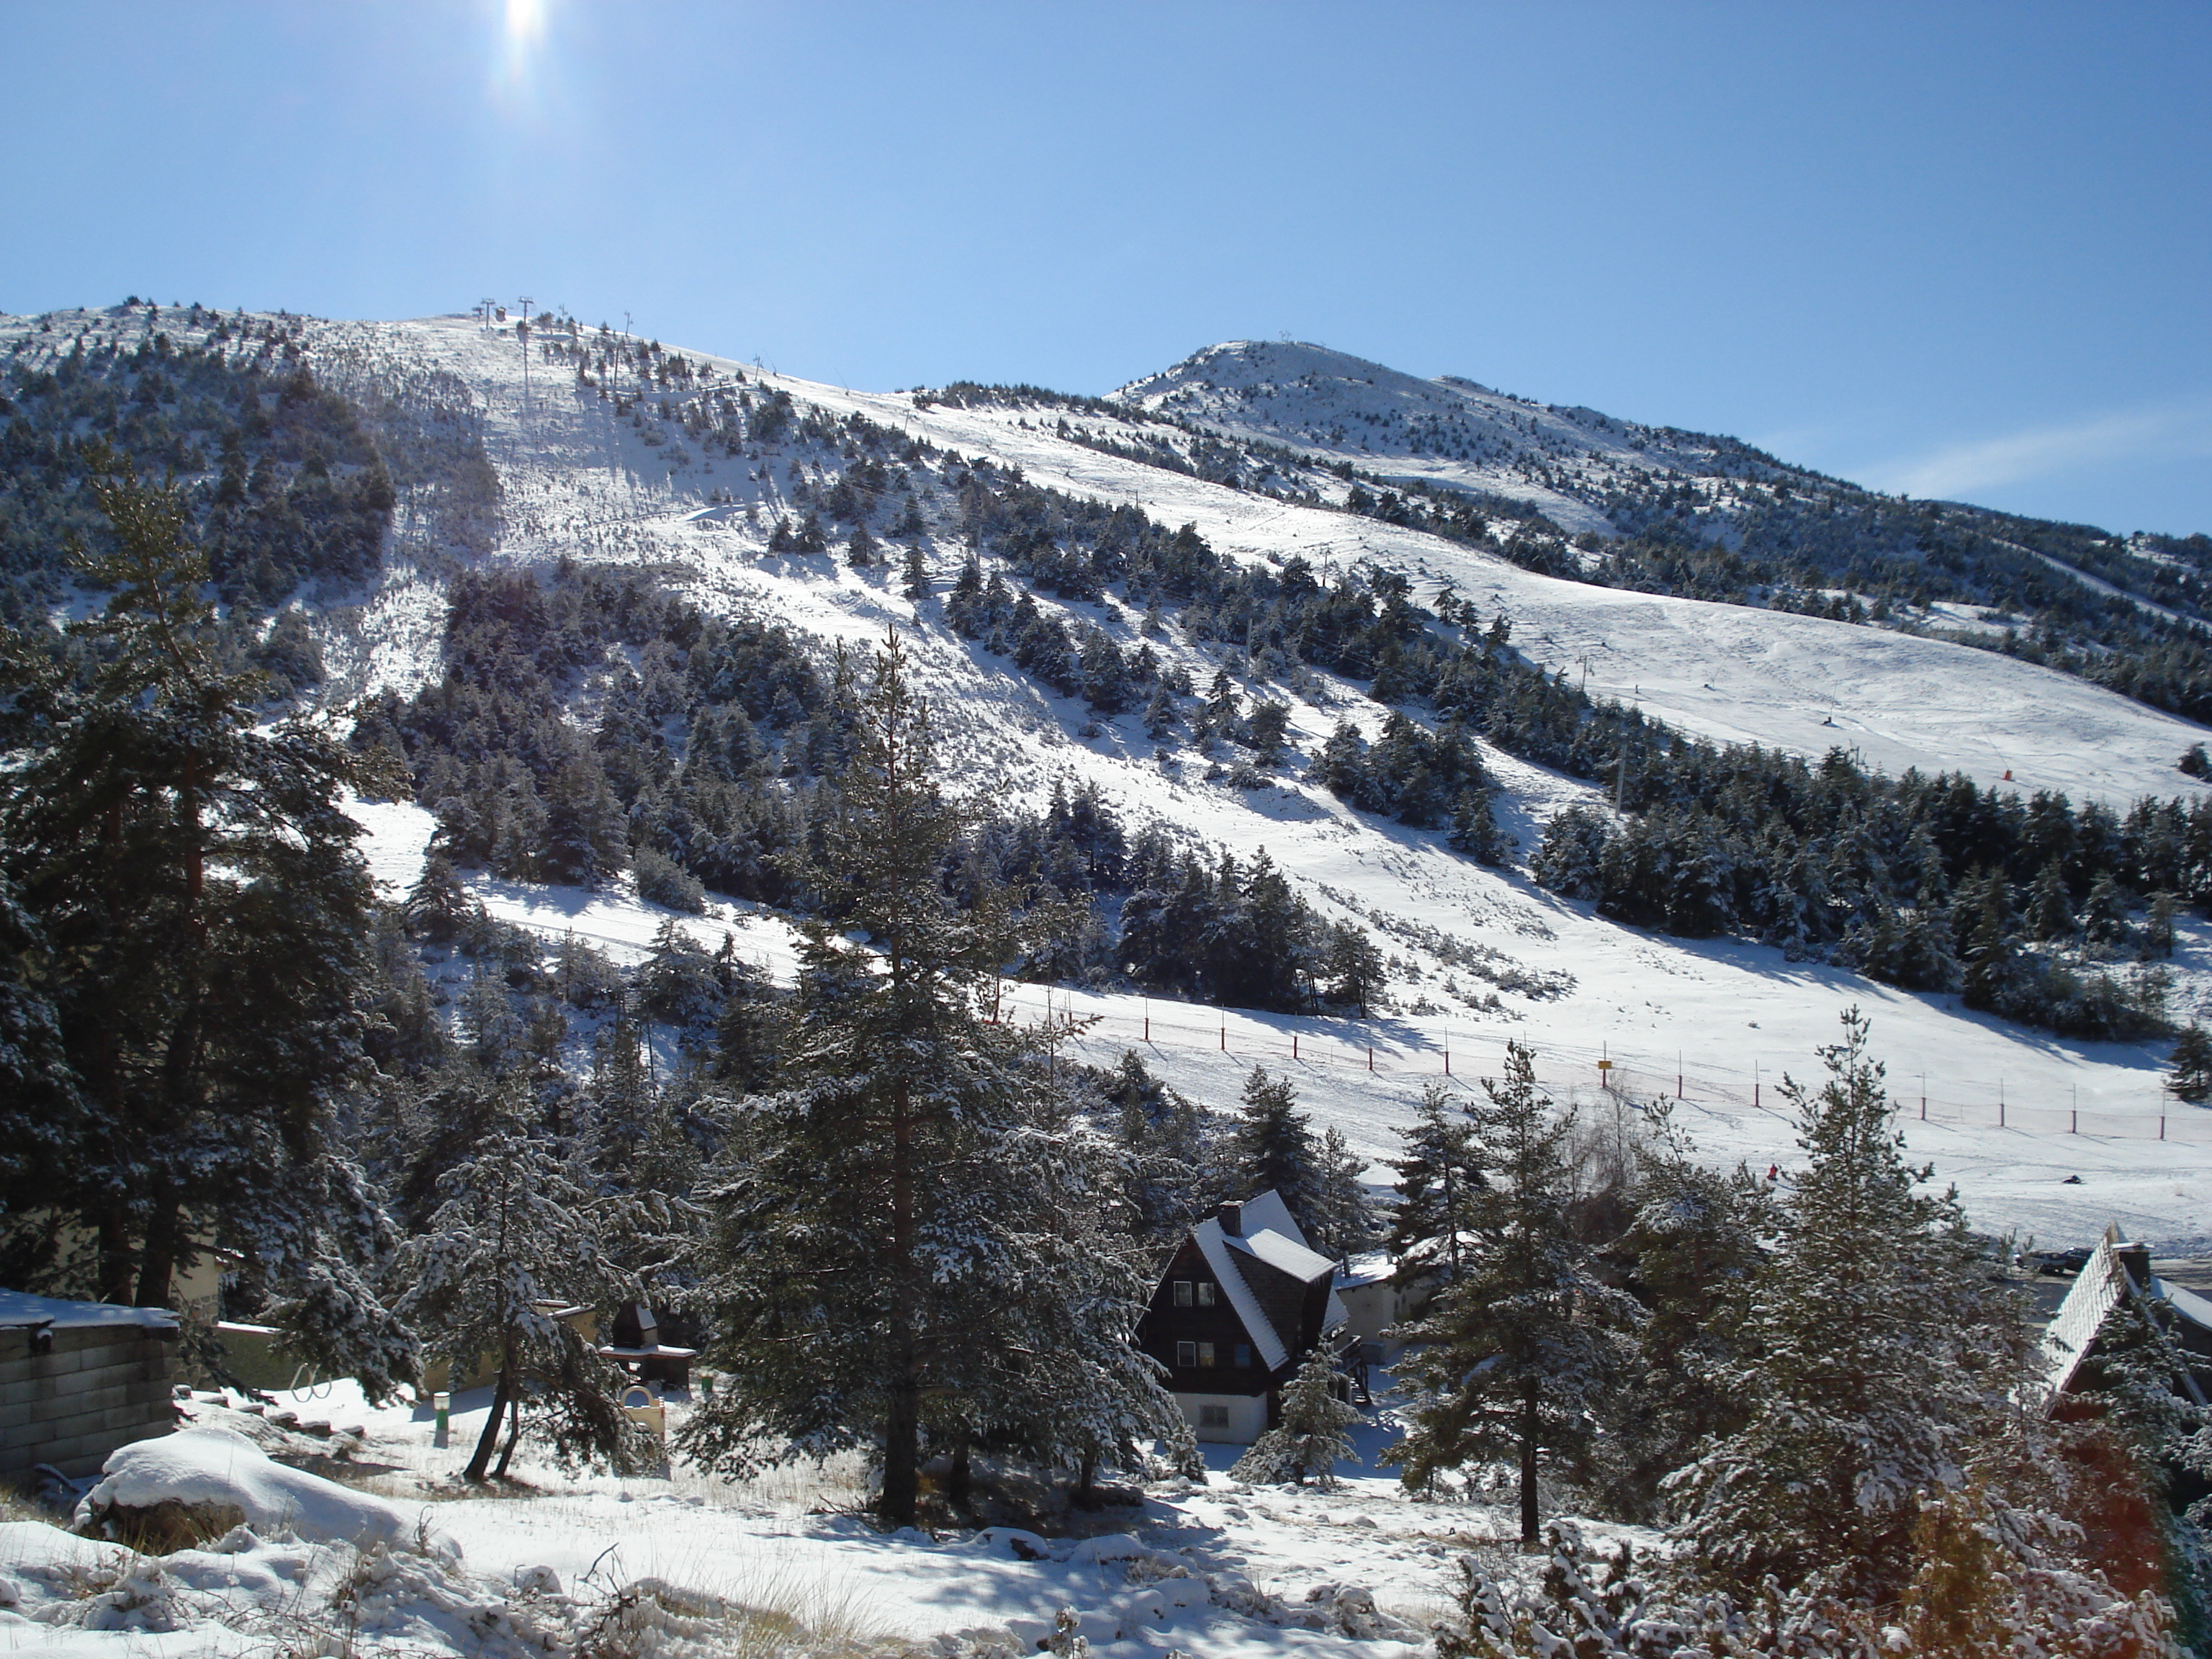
[1218,1202,1242,1236]
[2114,1242,2152,1290]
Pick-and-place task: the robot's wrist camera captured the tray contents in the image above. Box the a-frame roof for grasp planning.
[1173,1189,1348,1373]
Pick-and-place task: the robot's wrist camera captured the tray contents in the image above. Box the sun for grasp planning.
[504,0,547,48]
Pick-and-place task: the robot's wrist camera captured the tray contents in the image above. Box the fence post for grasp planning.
[1367,1045,1374,1071]
[1445,1043,1450,1077]
[2072,1108,2077,1133]
[1292,1035,1298,1061]
[2162,1114,2167,1141]
[1220,1022,1226,1052]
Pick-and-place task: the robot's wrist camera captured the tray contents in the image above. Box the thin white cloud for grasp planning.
[1862,399,2212,502]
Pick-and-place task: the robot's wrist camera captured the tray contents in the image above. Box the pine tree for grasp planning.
[1387,1082,1483,1287]
[1103,1049,1207,1243]
[1447,788,1510,865]
[403,852,481,940]
[1245,699,1291,763]
[678,630,1177,1524]
[395,1102,660,1481]
[1309,1125,1377,1259]
[1668,1009,2004,1601]
[2167,1022,2212,1104]
[1224,1067,1327,1235]
[1230,1341,1359,1488]
[1595,1102,1769,1521]
[1141,684,1177,742]
[1390,1042,1638,1544]
[1325,920,1386,1014]
[0,466,409,1385]
[2026,858,2075,943]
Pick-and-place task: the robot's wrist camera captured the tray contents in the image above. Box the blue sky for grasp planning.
[6,1,2208,536]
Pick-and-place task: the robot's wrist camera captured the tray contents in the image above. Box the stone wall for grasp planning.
[0,1322,177,1488]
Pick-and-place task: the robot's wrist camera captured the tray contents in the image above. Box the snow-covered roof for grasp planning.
[2041,1236,2130,1398]
[1191,1217,1289,1372]
[1226,1227,1338,1284]
[2038,1231,2212,1400]
[1334,1250,1393,1290]
[0,1287,177,1334]
[1177,1190,1346,1375]
[1236,1190,1305,1249]
[2154,1277,2212,1335]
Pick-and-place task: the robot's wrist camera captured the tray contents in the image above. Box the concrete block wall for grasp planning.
[0,1323,177,1487]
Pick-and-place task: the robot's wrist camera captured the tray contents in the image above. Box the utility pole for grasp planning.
[517,295,534,420]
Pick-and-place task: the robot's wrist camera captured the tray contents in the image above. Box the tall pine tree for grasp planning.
[1667,1009,2005,1601]
[678,629,1175,1524]
[0,466,412,1392]
[1390,1043,1638,1544]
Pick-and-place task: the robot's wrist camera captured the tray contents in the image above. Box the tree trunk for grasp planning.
[97,1208,135,1305]
[883,1368,920,1525]
[465,1346,514,1482]
[1519,1391,1539,1547]
[1076,1451,1099,1507]
[493,1388,524,1478]
[948,1432,972,1511]
[134,1195,180,1310]
[881,1074,922,1527]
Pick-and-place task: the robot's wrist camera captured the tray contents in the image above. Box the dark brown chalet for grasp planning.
[1136,1190,1346,1444]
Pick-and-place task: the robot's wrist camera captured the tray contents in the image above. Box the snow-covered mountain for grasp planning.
[6,303,2211,1253]
[1114,338,1736,534]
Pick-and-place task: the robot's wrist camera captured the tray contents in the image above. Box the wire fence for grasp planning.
[988,986,2212,1147]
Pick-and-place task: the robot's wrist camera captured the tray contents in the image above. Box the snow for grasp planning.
[0,1291,176,1334]
[0,1380,1498,1658]
[76,1425,441,1555]
[279,297,2212,1256]
[9,305,2212,1650]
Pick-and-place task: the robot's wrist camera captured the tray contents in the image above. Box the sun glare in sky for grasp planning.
[492,0,551,117]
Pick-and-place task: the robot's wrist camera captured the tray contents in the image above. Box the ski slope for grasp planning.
[16,305,2206,1252]
[295,313,2212,1254]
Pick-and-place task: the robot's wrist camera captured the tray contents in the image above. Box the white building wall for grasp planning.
[1174,1390,1269,1445]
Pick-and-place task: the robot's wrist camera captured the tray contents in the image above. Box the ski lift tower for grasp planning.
[516,295,534,418]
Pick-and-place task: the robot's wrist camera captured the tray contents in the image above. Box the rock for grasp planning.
[81,1496,248,1554]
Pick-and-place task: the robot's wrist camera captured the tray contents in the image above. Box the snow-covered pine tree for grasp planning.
[678,629,1177,1525]
[0,873,81,1287]
[395,1100,660,1482]
[1666,1008,2005,1601]
[1309,1125,1377,1259]
[1222,1067,1328,1238]
[0,465,410,1384]
[1386,1082,1483,1288]
[1230,1340,1359,1489]
[1594,1102,1769,1521]
[2167,1022,2212,1104]
[1102,1049,1210,1244]
[1390,1041,1639,1544]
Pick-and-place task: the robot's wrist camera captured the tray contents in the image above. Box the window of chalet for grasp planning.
[1197,1341,1215,1367]
[1197,1281,1217,1307]
[1173,1280,1192,1307]
[1235,1344,1251,1368]
[1199,1405,1230,1429]
[1176,1340,1197,1367]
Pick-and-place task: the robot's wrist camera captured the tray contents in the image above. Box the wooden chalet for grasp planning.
[2042,1226,2212,1409]
[1136,1190,1349,1444]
